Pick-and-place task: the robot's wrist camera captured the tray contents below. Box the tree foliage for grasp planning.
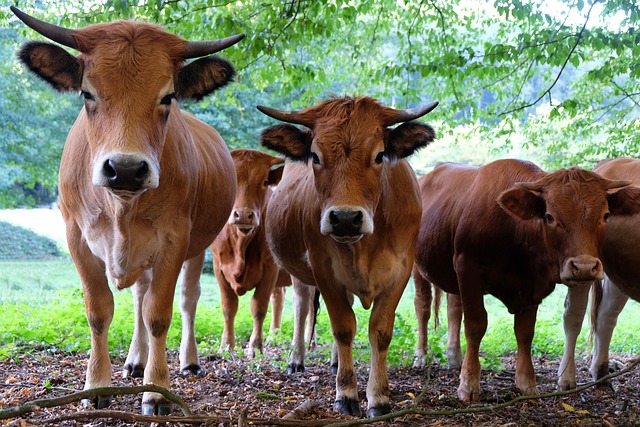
[1,0,638,206]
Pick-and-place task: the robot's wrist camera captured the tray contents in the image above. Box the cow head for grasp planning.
[12,6,243,199]
[229,149,284,233]
[498,167,640,286]
[258,97,437,243]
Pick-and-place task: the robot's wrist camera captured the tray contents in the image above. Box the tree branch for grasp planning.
[500,0,600,116]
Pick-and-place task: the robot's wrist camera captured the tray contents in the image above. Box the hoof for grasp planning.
[457,387,480,403]
[330,363,338,375]
[81,395,112,409]
[367,403,391,418]
[180,364,202,376]
[287,363,305,374]
[123,363,145,378]
[335,397,362,416]
[558,382,575,392]
[141,401,172,416]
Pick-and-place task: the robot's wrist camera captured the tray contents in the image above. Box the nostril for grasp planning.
[329,211,339,227]
[135,162,149,180]
[233,210,240,220]
[104,160,117,179]
[353,211,363,227]
[248,211,254,219]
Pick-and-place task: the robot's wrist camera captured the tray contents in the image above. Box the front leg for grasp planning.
[288,277,314,373]
[322,286,360,417]
[248,270,277,357]
[514,305,539,395]
[446,292,463,369]
[179,251,205,375]
[215,260,238,353]
[124,271,151,379]
[557,284,590,390]
[412,267,432,369]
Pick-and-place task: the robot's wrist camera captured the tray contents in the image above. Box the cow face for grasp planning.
[229,149,284,233]
[13,7,242,199]
[258,97,437,243]
[498,168,640,286]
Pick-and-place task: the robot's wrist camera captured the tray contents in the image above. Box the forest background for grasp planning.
[0,0,638,207]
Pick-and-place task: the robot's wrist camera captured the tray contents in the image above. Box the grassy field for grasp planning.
[1,257,638,369]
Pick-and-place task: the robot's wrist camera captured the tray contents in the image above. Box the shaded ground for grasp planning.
[1,346,638,426]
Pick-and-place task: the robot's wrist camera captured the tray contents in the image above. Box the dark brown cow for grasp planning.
[413,159,640,402]
[12,7,241,415]
[559,157,640,390]
[210,149,290,357]
[258,96,438,417]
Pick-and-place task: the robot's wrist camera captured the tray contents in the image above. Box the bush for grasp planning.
[0,221,61,260]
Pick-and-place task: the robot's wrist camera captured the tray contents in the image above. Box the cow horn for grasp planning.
[514,181,542,191]
[605,179,632,190]
[384,101,439,126]
[182,34,245,59]
[256,105,315,128]
[11,6,78,50]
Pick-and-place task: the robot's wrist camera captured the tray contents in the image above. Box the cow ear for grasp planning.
[260,124,312,162]
[607,186,640,216]
[268,165,284,186]
[498,187,545,220]
[175,56,235,101]
[386,122,436,160]
[18,41,82,92]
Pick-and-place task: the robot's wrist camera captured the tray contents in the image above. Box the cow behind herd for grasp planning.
[11,6,640,419]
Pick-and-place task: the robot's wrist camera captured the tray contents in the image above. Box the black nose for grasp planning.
[103,159,149,191]
[329,210,363,236]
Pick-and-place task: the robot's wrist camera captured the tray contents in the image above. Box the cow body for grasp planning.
[413,159,640,402]
[13,7,241,415]
[258,96,437,417]
[210,149,290,357]
[558,157,640,391]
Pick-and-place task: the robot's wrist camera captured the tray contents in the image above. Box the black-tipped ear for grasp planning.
[498,187,545,220]
[18,41,82,92]
[260,124,312,162]
[386,122,436,159]
[175,56,235,101]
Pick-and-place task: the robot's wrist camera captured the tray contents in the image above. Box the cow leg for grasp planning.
[215,262,238,353]
[321,287,360,417]
[557,284,590,390]
[305,288,319,352]
[446,292,463,369]
[514,305,539,395]
[366,282,406,417]
[269,286,286,335]
[413,267,432,368]
[124,271,151,379]
[590,277,629,385]
[178,251,205,375]
[248,274,277,357]
[70,230,114,409]
[288,277,314,373]
[140,255,184,416]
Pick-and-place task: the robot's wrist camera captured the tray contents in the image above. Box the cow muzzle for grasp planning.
[229,208,259,233]
[320,206,374,244]
[560,255,604,287]
[93,153,159,196]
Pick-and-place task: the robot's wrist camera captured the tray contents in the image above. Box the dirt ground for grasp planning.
[1,346,638,426]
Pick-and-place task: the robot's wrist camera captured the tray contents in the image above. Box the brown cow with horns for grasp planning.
[413,159,640,402]
[12,7,241,415]
[258,96,438,417]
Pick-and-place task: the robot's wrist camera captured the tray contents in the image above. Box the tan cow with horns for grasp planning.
[12,6,241,415]
[258,96,438,418]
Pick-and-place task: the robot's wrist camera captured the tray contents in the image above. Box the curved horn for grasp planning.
[384,101,439,126]
[256,105,315,128]
[605,179,632,190]
[11,6,77,50]
[182,34,245,59]
[514,181,543,191]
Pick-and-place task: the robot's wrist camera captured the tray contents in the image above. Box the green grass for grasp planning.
[1,259,639,370]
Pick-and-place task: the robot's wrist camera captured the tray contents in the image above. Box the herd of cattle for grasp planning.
[11,6,640,418]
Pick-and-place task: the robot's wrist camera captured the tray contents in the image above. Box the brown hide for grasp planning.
[260,96,436,417]
[14,8,240,415]
[210,149,288,356]
[413,159,640,402]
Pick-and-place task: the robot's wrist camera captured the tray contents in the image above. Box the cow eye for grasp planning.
[545,213,555,223]
[311,152,320,165]
[375,152,385,164]
[160,94,175,105]
[81,90,94,101]
[263,180,269,187]
[604,212,610,222]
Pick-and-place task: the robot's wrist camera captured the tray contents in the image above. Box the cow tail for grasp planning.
[432,285,442,330]
[308,289,321,350]
[589,279,603,348]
